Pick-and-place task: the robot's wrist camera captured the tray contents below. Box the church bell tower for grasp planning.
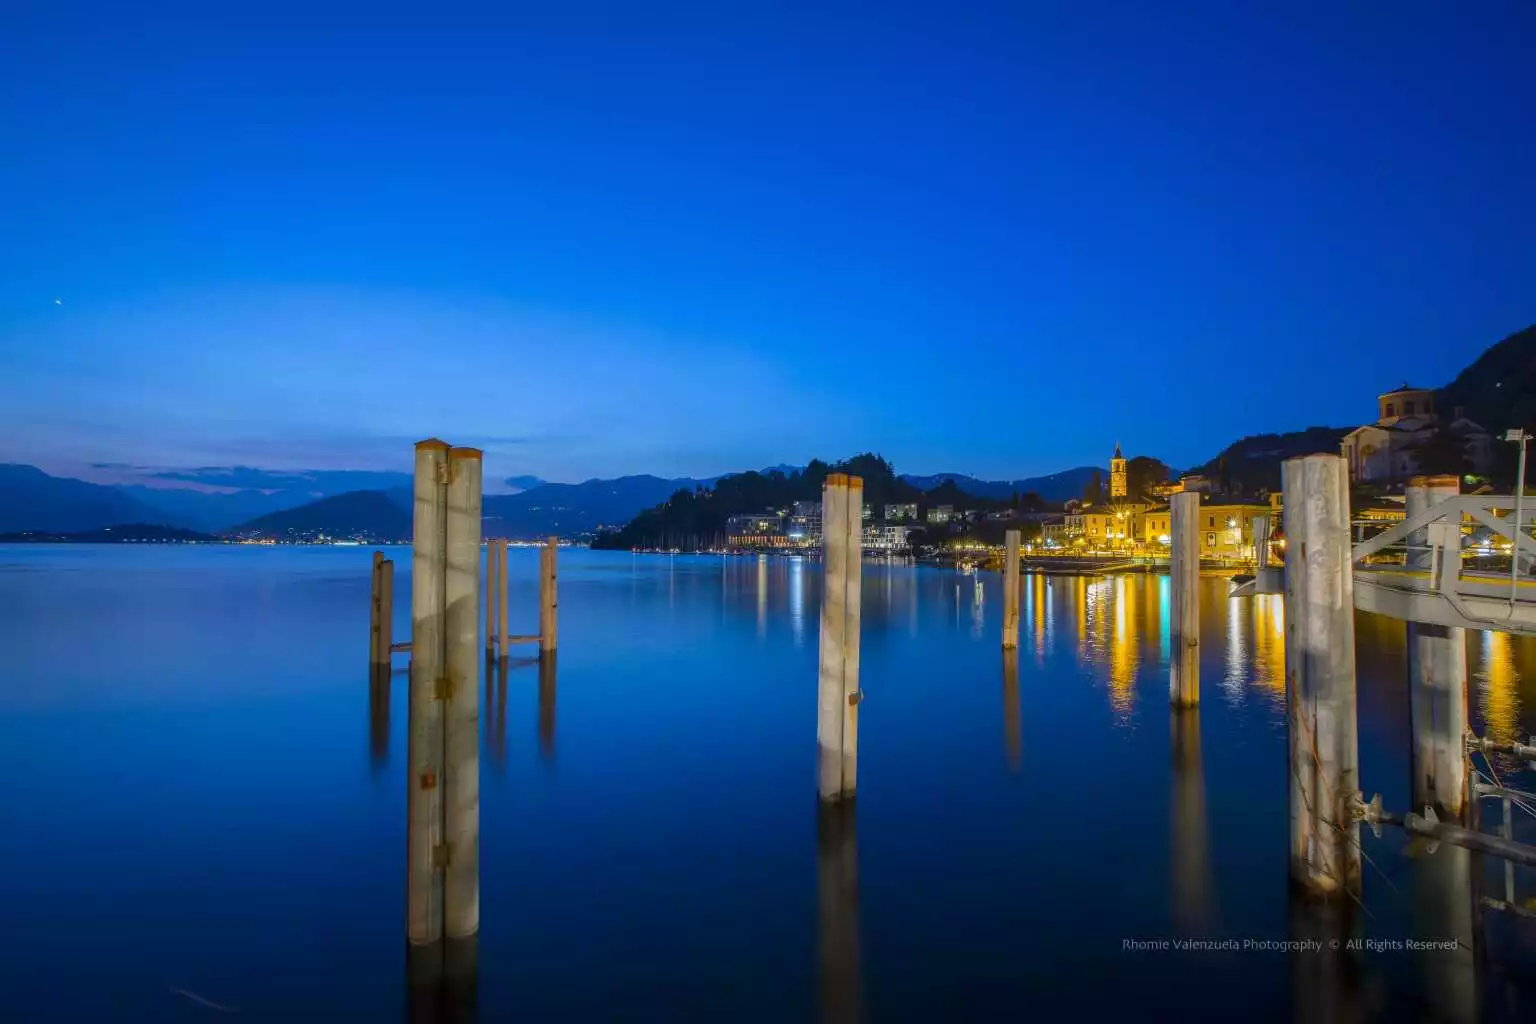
[1110,443,1127,499]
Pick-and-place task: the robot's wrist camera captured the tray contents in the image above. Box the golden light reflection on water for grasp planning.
[1222,592,1247,703]
[1032,574,1048,662]
[1108,576,1138,719]
[1476,629,1521,748]
[1251,595,1286,699]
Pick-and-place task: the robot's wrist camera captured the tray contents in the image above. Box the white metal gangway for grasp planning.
[1351,494,1536,636]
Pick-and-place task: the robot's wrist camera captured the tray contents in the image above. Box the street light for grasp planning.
[1507,429,1530,610]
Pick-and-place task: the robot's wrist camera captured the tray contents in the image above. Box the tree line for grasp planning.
[590,453,1048,550]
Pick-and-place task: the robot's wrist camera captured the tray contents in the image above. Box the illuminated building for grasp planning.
[1339,385,1495,483]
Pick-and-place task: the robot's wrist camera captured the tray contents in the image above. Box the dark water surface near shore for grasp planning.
[2,545,1534,1021]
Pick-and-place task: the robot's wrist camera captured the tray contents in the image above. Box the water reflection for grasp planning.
[1222,593,1246,704]
[408,935,479,1024]
[1108,577,1137,720]
[969,577,984,641]
[1252,595,1286,697]
[757,555,768,639]
[1409,845,1477,1023]
[1170,708,1213,935]
[790,557,806,647]
[1288,900,1369,1024]
[369,665,390,769]
[1002,649,1021,772]
[538,653,557,761]
[1476,630,1522,752]
[817,802,863,1024]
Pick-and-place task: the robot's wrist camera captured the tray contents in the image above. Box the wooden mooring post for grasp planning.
[484,539,499,661]
[1405,474,1468,822]
[817,473,863,803]
[1169,490,1200,707]
[1002,529,1020,650]
[371,550,395,670]
[408,439,449,950]
[406,438,485,961]
[539,537,559,655]
[443,446,482,943]
[1282,453,1361,902]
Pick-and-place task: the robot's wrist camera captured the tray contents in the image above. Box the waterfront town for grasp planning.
[720,383,1512,563]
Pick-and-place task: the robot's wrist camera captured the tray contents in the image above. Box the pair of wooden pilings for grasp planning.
[370,551,396,670]
[1282,462,1472,904]
[482,537,559,661]
[406,439,482,989]
[817,473,863,804]
[1154,460,1363,901]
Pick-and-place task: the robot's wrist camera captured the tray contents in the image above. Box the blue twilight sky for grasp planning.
[1,2,1533,486]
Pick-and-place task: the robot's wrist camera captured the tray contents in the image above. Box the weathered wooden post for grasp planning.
[1405,474,1467,821]
[372,550,386,667]
[378,556,395,667]
[841,477,863,798]
[443,446,482,943]
[1169,490,1200,707]
[497,540,509,663]
[539,537,559,655]
[1282,453,1361,901]
[1002,529,1020,649]
[408,439,450,950]
[484,539,498,661]
[817,473,865,803]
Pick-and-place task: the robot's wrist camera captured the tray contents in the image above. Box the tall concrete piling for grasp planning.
[1405,474,1468,821]
[408,439,450,948]
[539,537,559,655]
[1002,529,1020,649]
[1169,490,1200,707]
[1282,454,1362,901]
[443,447,482,942]
[817,473,863,803]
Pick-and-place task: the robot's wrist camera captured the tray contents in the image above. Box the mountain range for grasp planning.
[2,322,1529,540]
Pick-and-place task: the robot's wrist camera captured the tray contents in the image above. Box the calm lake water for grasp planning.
[2,544,1535,1022]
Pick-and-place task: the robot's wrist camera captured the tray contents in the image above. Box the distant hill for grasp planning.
[1186,426,1354,495]
[899,467,1099,502]
[1440,323,1536,436]
[485,475,689,539]
[0,523,219,543]
[119,484,305,532]
[229,490,412,541]
[98,465,416,532]
[502,475,547,493]
[0,464,173,533]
